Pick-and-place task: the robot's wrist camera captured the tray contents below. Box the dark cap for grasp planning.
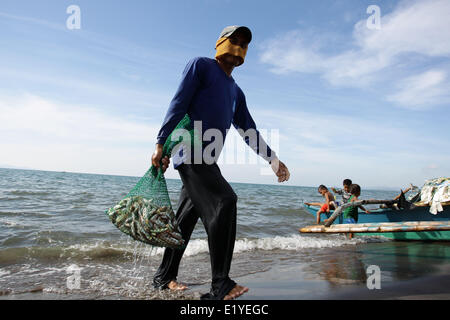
[218,26,252,44]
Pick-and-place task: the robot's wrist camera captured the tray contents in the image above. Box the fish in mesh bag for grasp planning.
[106,114,199,249]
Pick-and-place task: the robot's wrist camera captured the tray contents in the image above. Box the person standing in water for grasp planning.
[341,184,365,239]
[151,26,290,300]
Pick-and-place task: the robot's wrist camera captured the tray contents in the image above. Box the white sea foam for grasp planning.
[182,234,371,256]
[0,269,11,277]
[63,234,384,259]
[0,218,20,227]
[143,235,375,257]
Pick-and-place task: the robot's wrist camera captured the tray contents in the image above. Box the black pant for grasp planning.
[153,163,237,300]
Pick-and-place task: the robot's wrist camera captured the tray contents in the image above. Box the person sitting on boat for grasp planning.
[305,185,336,224]
[332,179,371,213]
[332,179,352,204]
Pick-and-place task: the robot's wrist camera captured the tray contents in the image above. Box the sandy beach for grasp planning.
[1,266,450,301]
[1,169,449,302]
[1,240,449,301]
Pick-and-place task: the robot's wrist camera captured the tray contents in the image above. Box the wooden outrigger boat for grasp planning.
[301,202,450,241]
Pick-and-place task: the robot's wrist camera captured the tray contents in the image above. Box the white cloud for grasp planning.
[259,30,325,75]
[354,0,450,58]
[0,94,159,144]
[387,70,449,108]
[0,94,161,176]
[1,93,449,187]
[244,106,450,187]
[260,0,450,107]
[0,11,66,31]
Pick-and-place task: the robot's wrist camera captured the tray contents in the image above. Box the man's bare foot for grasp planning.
[223,284,249,300]
[167,280,188,291]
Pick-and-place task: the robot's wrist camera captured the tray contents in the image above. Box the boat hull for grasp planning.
[302,204,450,241]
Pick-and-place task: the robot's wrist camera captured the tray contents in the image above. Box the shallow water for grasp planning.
[0,168,448,299]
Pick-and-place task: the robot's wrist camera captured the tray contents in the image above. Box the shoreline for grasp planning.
[2,265,449,301]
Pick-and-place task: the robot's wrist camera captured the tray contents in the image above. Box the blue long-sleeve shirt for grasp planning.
[156,57,276,168]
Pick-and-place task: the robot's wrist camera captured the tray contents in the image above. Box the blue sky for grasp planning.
[0,0,449,189]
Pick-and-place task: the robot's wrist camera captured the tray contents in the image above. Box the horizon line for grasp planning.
[0,166,406,191]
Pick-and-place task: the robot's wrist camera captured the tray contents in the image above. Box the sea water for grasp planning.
[0,168,448,299]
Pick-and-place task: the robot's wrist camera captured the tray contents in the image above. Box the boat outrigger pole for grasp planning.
[300,221,450,234]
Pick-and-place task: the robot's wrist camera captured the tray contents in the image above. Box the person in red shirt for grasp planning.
[305,185,336,224]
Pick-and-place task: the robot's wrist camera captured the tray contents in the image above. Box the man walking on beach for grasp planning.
[151,26,290,300]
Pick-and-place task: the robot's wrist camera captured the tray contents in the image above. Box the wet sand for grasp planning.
[1,271,449,300]
[1,240,449,301]
[233,265,450,300]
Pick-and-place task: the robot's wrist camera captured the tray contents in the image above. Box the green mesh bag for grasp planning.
[106,115,199,249]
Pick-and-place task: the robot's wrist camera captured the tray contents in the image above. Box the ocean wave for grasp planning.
[0,245,130,265]
[5,190,52,196]
[0,234,384,264]
[183,234,374,256]
[64,234,373,258]
[0,196,31,201]
[0,218,22,227]
[0,269,11,277]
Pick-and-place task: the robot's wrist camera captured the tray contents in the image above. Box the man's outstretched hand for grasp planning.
[152,144,170,173]
[271,157,290,183]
